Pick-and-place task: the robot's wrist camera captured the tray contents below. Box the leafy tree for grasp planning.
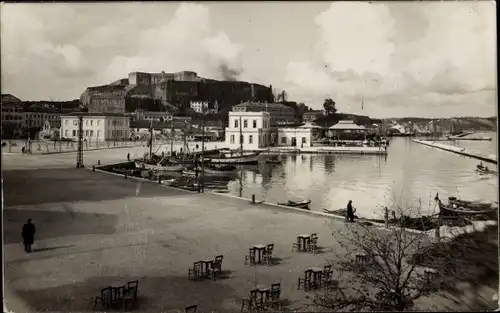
[314,201,498,311]
[323,98,337,115]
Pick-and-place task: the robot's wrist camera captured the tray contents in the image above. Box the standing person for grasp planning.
[22,218,36,253]
[346,200,355,222]
[127,153,130,161]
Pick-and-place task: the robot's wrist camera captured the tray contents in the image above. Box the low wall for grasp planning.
[413,139,497,164]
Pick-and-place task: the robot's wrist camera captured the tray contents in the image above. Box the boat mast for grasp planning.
[149,119,153,160]
[200,112,205,193]
[170,118,174,155]
[239,116,243,154]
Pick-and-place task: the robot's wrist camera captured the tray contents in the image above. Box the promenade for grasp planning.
[2,151,497,312]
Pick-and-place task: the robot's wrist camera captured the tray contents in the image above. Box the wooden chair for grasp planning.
[263,244,274,265]
[240,298,256,312]
[298,270,313,291]
[93,287,111,311]
[126,280,139,299]
[211,255,223,280]
[291,238,300,251]
[185,304,197,313]
[267,283,282,309]
[245,248,255,265]
[188,261,202,279]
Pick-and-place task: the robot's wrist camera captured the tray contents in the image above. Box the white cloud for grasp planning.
[105,3,243,81]
[285,2,497,117]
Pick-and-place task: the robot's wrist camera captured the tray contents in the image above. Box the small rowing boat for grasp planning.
[278,200,311,210]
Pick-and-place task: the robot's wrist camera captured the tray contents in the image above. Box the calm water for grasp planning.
[222,133,498,219]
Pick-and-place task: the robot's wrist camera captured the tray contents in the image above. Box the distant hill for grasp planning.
[381,117,497,132]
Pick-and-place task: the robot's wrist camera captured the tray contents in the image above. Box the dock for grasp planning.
[260,146,387,155]
[412,139,497,164]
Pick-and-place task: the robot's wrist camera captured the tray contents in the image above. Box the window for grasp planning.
[281,137,287,144]
[90,120,93,126]
[90,130,94,137]
[243,120,248,128]
[253,120,257,128]
[97,120,101,126]
[249,135,253,144]
[72,130,76,137]
[73,120,77,126]
[65,130,68,137]
[65,120,69,125]
[86,120,89,126]
[234,120,238,128]
[230,135,235,144]
[97,130,100,138]
[302,137,306,144]
[85,130,89,136]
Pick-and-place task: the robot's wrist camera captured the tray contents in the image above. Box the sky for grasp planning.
[1,1,496,118]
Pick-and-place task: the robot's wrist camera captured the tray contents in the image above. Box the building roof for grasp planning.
[329,120,366,130]
[299,122,324,129]
[62,112,129,117]
[1,94,22,103]
[233,101,292,109]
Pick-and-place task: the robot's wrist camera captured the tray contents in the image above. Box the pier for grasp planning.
[412,139,497,164]
[259,146,388,155]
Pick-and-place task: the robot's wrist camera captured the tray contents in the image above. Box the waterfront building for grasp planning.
[299,122,324,139]
[276,127,313,148]
[60,113,130,141]
[132,110,173,122]
[329,120,367,133]
[225,111,272,150]
[232,101,296,125]
[303,110,325,123]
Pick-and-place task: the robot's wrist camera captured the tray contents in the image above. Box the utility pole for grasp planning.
[170,117,174,155]
[200,111,205,193]
[77,115,84,168]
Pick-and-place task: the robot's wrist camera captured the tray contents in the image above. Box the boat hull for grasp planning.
[210,153,260,165]
[278,200,311,210]
[135,161,185,172]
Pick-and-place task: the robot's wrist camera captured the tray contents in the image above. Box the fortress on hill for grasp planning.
[80,70,273,114]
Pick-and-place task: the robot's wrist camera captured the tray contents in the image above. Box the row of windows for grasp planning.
[64,119,128,127]
[64,129,128,138]
[233,119,270,129]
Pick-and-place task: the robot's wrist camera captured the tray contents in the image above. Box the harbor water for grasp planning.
[225,133,498,219]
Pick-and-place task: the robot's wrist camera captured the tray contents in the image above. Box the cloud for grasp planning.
[105,3,243,83]
[0,3,243,100]
[285,2,496,117]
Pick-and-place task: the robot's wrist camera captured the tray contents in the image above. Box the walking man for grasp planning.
[346,200,355,222]
[22,218,36,253]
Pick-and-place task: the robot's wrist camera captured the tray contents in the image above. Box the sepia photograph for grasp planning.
[1,1,498,312]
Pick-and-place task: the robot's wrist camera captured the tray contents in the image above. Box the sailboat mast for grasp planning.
[149,119,153,160]
[239,116,243,153]
[170,118,174,154]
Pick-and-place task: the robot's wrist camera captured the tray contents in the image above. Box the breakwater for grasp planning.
[412,139,497,164]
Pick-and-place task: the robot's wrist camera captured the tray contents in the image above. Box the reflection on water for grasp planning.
[219,135,498,219]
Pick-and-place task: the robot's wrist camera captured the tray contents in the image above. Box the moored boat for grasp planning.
[210,151,261,165]
[135,161,185,172]
[278,199,311,210]
[204,165,238,175]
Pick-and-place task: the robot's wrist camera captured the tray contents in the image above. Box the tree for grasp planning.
[314,200,498,311]
[323,98,337,115]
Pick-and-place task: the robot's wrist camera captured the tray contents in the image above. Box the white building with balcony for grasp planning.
[190,101,209,114]
[225,111,272,150]
[60,113,130,141]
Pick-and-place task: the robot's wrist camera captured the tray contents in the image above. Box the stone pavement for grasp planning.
[3,167,345,312]
[3,154,497,312]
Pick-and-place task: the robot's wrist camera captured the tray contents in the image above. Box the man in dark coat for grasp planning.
[22,218,36,253]
[346,200,355,222]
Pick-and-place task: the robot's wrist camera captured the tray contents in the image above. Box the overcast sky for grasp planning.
[1,2,496,118]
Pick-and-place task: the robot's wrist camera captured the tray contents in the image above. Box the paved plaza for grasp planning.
[2,151,498,312]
